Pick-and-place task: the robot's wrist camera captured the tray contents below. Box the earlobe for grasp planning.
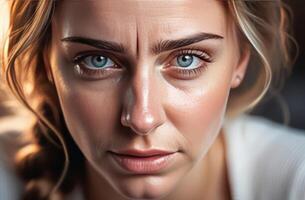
[232,75,242,88]
[230,45,251,89]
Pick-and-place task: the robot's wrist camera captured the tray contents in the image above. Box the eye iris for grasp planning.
[91,56,107,68]
[177,55,193,67]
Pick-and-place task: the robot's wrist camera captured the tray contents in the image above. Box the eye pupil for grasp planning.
[177,55,193,67]
[91,56,107,68]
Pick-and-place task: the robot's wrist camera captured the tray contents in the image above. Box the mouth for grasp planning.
[108,149,178,174]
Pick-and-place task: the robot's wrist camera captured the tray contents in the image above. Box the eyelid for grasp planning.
[74,51,107,63]
[156,46,212,65]
[175,49,212,61]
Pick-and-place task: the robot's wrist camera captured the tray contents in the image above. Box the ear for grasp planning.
[230,45,251,89]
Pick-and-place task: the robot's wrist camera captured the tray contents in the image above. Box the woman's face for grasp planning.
[49,0,249,199]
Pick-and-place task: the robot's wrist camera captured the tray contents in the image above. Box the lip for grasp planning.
[109,149,177,174]
[111,149,176,157]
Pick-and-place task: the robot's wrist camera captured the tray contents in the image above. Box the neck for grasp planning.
[83,129,231,200]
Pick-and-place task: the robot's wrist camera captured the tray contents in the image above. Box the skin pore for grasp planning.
[47,0,250,199]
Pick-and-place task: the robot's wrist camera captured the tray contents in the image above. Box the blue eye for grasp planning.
[175,54,201,69]
[82,55,115,69]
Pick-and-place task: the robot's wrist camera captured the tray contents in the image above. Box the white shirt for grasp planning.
[223,114,305,200]
[1,114,305,200]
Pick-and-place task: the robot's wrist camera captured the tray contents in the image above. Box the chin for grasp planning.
[110,171,183,200]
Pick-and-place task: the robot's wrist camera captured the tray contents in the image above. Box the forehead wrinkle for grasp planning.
[56,0,227,58]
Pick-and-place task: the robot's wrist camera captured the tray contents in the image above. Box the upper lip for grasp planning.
[110,149,176,157]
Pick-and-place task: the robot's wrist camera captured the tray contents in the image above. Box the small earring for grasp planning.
[232,75,242,88]
[236,75,242,83]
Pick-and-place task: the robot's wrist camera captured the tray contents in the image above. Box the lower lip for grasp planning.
[110,152,176,174]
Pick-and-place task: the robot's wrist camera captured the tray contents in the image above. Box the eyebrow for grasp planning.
[152,32,223,54]
[61,37,126,53]
[61,32,223,55]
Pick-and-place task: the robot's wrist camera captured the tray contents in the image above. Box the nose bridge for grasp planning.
[121,64,164,135]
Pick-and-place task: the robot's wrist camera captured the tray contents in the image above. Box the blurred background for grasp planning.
[0,0,304,130]
[251,1,305,130]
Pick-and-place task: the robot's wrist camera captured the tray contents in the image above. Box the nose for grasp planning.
[121,67,165,136]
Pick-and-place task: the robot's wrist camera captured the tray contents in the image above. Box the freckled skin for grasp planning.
[48,0,250,199]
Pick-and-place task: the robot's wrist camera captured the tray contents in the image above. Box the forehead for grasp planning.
[53,0,228,45]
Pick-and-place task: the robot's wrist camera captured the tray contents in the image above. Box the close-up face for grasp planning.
[48,0,249,199]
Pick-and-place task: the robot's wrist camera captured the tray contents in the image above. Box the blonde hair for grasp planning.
[227,0,293,117]
[0,0,293,199]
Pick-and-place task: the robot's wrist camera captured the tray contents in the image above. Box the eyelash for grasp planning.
[166,48,212,79]
[72,48,213,79]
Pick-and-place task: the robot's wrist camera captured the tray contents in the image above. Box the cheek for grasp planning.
[166,87,229,159]
[165,65,233,160]
[54,73,123,161]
